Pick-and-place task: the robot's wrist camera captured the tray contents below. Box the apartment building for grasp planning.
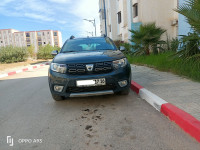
[99,0,129,42]
[116,0,129,42]
[0,29,62,52]
[132,0,178,39]
[0,29,19,47]
[99,0,178,43]
[99,0,118,41]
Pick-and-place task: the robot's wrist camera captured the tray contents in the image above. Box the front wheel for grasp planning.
[51,94,65,101]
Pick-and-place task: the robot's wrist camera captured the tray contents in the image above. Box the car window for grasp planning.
[61,38,117,52]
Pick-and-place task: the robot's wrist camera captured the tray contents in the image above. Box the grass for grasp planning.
[127,51,200,82]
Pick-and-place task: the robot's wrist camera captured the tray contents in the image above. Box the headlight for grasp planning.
[51,63,67,73]
[113,58,127,69]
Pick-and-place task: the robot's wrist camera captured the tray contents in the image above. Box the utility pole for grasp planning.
[94,19,96,37]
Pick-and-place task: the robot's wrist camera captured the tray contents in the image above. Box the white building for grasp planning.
[0,29,62,52]
[131,0,178,40]
[99,0,178,43]
[0,29,19,47]
[99,0,119,41]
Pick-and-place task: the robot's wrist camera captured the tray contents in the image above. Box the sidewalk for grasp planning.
[0,61,51,79]
[0,59,51,74]
[131,65,200,121]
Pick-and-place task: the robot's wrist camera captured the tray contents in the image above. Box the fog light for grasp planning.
[118,80,128,87]
[54,85,64,92]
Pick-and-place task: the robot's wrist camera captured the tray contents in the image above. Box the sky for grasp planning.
[0,0,100,44]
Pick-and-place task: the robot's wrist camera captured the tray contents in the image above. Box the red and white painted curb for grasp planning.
[0,62,50,79]
[131,80,200,143]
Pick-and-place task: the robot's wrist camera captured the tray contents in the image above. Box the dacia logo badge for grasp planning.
[86,64,94,72]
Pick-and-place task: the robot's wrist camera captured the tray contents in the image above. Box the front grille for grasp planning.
[67,84,116,93]
[67,61,113,75]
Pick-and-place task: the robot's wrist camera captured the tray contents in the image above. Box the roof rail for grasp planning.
[70,35,75,39]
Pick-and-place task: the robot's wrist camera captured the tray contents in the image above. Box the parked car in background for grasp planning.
[48,36,131,101]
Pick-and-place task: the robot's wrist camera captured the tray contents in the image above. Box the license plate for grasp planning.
[76,78,106,87]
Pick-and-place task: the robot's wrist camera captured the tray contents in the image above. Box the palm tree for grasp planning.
[175,0,200,33]
[174,0,200,60]
[129,23,166,55]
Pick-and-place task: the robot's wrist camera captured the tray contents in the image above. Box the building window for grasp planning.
[47,32,49,34]
[26,33,30,37]
[26,38,30,42]
[54,32,57,36]
[117,11,122,24]
[109,25,111,32]
[1,41,3,43]
[37,32,41,36]
[133,3,138,18]
[37,37,41,41]
[44,42,46,44]
[38,42,42,46]
[43,32,45,36]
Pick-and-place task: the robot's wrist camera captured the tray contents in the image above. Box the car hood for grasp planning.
[53,50,125,64]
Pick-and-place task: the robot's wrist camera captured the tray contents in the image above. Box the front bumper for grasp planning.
[48,65,131,97]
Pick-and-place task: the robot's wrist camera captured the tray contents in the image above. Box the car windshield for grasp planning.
[61,37,117,53]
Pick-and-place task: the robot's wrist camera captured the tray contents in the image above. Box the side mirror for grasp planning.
[51,50,58,56]
[119,46,125,51]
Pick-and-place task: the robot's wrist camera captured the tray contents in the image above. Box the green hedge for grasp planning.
[0,46,28,63]
[37,44,60,60]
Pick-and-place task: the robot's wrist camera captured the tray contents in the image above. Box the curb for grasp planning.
[131,80,200,143]
[0,62,50,79]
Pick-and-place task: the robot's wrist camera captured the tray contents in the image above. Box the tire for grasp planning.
[120,88,130,95]
[52,94,65,101]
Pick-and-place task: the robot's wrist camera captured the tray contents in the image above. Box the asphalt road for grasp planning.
[0,66,199,150]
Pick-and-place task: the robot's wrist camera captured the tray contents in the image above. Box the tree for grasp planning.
[129,23,166,56]
[175,0,200,34]
[27,45,35,58]
[174,0,200,60]
[37,44,54,59]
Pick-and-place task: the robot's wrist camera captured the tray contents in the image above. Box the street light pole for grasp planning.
[83,19,97,36]
[94,19,96,37]
[103,0,107,36]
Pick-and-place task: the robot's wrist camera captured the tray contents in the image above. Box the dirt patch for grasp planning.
[0,59,51,73]
[85,125,92,130]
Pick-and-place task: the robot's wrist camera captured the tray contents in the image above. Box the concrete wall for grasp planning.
[107,0,118,41]
[116,0,129,42]
[99,0,106,36]
[13,32,26,47]
[132,0,178,40]
[0,29,19,47]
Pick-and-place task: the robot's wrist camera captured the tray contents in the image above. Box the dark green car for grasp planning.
[48,36,131,101]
